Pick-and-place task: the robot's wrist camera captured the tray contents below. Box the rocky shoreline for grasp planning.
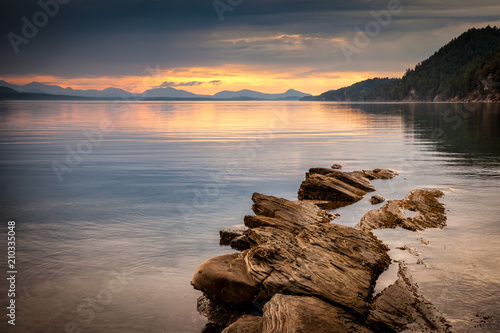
[191,164,452,332]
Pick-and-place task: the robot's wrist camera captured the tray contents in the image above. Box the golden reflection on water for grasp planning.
[1,101,497,332]
[0,101,398,142]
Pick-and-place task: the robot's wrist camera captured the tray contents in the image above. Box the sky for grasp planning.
[1,0,499,95]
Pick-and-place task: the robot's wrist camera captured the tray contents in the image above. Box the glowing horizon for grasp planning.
[1,2,498,97]
[0,67,404,96]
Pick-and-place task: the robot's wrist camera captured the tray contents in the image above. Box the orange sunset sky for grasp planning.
[1,1,500,96]
[1,67,405,96]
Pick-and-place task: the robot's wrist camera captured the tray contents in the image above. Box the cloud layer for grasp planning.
[1,0,499,93]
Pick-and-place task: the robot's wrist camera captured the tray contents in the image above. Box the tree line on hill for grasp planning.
[303,26,500,102]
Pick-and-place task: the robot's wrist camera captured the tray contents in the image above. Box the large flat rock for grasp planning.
[298,173,366,202]
[244,223,390,315]
[261,294,374,333]
[298,168,397,207]
[307,168,376,192]
[195,221,390,315]
[249,192,334,229]
[224,294,375,333]
[244,215,302,233]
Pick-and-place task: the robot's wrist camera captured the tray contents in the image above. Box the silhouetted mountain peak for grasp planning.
[0,80,309,100]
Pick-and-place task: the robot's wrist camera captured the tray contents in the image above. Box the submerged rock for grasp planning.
[367,261,452,332]
[358,189,446,232]
[220,227,247,245]
[370,195,386,205]
[359,168,399,180]
[197,295,248,328]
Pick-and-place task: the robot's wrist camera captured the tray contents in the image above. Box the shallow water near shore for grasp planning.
[0,101,499,332]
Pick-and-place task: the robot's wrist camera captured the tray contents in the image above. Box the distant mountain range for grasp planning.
[302,26,500,102]
[5,27,499,103]
[0,80,310,101]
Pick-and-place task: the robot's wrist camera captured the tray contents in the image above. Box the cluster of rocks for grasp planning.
[191,165,451,333]
[358,189,447,232]
[297,167,397,209]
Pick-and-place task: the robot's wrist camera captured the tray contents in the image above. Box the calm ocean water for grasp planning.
[0,101,499,332]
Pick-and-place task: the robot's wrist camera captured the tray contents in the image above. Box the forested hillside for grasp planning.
[301,78,398,101]
[304,26,500,102]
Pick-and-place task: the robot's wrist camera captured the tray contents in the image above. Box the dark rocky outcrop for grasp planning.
[359,168,398,180]
[220,227,252,251]
[192,165,449,333]
[306,168,377,192]
[358,189,446,232]
[220,227,246,246]
[229,235,251,251]
[298,168,397,209]
[197,295,251,329]
[370,195,386,205]
[299,173,366,202]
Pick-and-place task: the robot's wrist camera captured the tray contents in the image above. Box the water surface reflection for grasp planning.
[0,101,498,332]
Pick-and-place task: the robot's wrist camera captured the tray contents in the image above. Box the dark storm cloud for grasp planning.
[0,0,499,77]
